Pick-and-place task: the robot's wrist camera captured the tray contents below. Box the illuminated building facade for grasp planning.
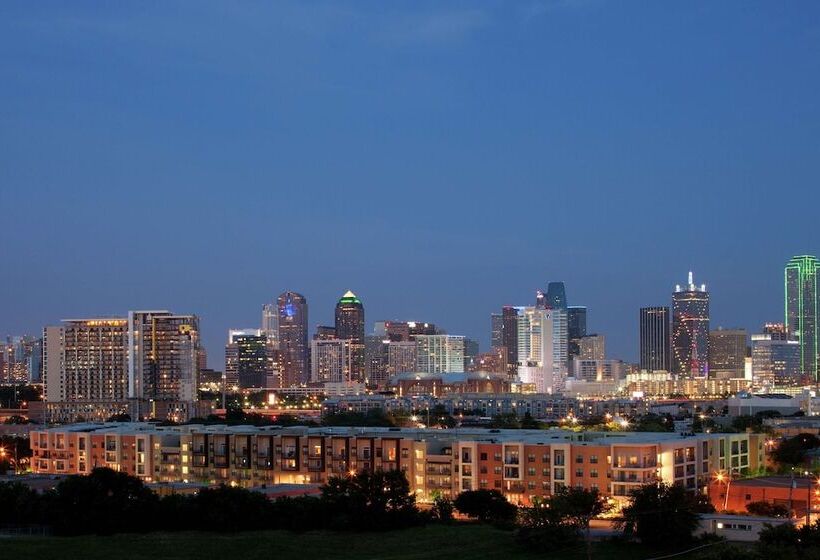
[30,423,765,508]
[310,338,352,383]
[415,335,465,374]
[225,329,276,389]
[672,272,710,378]
[640,307,671,372]
[708,328,747,380]
[334,291,365,382]
[785,255,820,381]
[277,291,309,387]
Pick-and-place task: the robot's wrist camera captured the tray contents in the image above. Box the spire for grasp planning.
[688,271,693,286]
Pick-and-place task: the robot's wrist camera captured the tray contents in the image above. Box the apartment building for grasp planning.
[29,424,765,507]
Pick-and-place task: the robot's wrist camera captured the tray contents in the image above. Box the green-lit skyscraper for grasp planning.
[785,255,820,381]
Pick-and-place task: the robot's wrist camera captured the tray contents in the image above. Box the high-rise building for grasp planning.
[261,303,279,348]
[387,341,417,376]
[578,334,605,361]
[313,326,337,340]
[277,291,309,387]
[364,335,389,386]
[44,319,129,403]
[501,306,519,375]
[225,329,275,390]
[545,282,568,310]
[128,311,200,412]
[567,307,587,340]
[463,337,480,371]
[310,338,352,383]
[785,255,820,381]
[515,307,568,393]
[490,313,503,349]
[571,358,625,382]
[672,272,710,378]
[751,332,801,387]
[44,310,199,422]
[335,291,365,382]
[763,323,789,340]
[415,335,465,374]
[468,347,507,374]
[567,306,587,363]
[709,328,747,380]
[640,307,671,372]
[27,338,43,384]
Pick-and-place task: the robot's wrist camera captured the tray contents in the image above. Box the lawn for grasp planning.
[0,524,731,560]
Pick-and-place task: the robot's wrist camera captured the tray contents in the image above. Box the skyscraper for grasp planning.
[567,306,588,363]
[415,335,465,374]
[310,338,352,383]
[335,290,365,382]
[567,306,587,340]
[545,282,567,310]
[709,328,747,380]
[578,334,605,360]
[490,313,503,349]
[752,331,801,386]
[501,306,519,375]
[640,307,671,372]
[261,302,279,348]
[225,329,275,389]
[515,307,568,393]
[277,291,309,387]
[128,311,200,411]
[672,272,710,378]
[785,255,820,381]
[387,341,417,376]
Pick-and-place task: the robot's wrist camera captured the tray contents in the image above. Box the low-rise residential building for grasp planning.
[30,423,767,507]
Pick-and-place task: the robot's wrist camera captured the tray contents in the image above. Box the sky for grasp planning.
[1,1,819,366]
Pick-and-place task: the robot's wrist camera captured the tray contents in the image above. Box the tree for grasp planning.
[517,497,580,551]
[616,482,701,548]
[453,489,517,525]
[550,486,610,560]
[489,413,520,429]
[189,485,272,531]
[48,467,159,535]
[431,493,454,522]
[520,412,542,429]
[746,501,789,518]
[770,433,820,468]
[320,469,420,530]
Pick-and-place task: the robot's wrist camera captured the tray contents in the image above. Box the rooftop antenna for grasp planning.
[688,271,693,286]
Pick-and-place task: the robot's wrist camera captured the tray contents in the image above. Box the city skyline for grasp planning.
[2,3,819,368]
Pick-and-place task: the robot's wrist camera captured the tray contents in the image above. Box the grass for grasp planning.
[0,524,732,560]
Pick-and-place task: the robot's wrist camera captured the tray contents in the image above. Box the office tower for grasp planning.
[545,282,568,310]
[27,338,43,384]
[567,307,587,340]
[785,255,820,381]
[335,291,365,382]
[490,313,503,349]
[752,332,801,386]
[578,334,605,361]
[672,272,710,378]
[44,319,130,403]
[640,307,671,372]
[709,328,747,380]
[197,347,208,372]
[567,306,587,361]
[515,307,568,393]
[415,335,465,374]
[129,311,200,407]
[387,341,417,376]
[261,302,279,348]
[463,337,480,371]
[277,291,309,387]
[501,306,519,375]
[224,329,274,390]
[310,338,352,383]
[364,335,389,386]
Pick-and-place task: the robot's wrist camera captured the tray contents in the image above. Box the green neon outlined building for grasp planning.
[785,255,820,382]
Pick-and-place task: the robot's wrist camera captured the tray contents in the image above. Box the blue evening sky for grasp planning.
[1,1,819,365]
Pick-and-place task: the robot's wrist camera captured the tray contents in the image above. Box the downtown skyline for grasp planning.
[2,3,819,366]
